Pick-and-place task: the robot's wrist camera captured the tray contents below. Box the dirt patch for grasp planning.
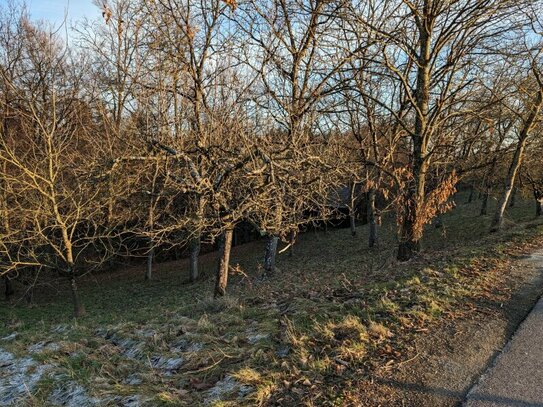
[370,249,543,407]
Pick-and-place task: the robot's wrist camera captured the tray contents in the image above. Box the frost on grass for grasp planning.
[169,338,204,353]
[0,333,17,342]
[51,324,71,334]
[123,373,143,386]
[276,344,291,358]
[116,395,146,407]
[28,341,60,353]
[134,328,156,338]
[149,355,184,374]
[0,353,144,407]
[95,328,145,360]
[49,381,143,407]
[48,381,98,407]
[0,348,53,406]
[246,331,270,345]
[96,326,196,374]
[100,395,142,407]
[204,375,254,405]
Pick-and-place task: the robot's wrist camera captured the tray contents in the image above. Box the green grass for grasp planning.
[1,191,542,406]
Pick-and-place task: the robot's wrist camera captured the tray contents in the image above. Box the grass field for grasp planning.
[1,192,543,406]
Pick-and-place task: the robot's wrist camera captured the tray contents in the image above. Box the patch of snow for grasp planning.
[134,329,156,338]
[48,382,98,407]
[205,376,238,404]
[117,338,145,359]
[238,384,255,398]
[1,333,17,342]
[119,395,144,407]
[51,324,70,334]
[123,373,142,386]
[246,329,270,345]
[276,344,290,358]
[186,342,204,353]
[95,330,145,360]
[97,328,186,375]
[101,394,144,407]
[0,348,53,406]
[169,338,189,352]
[149,356,184,374]
[28,341,60,354]
[0,349,14,365]
[170,338,203,353]
[204,375,254,405]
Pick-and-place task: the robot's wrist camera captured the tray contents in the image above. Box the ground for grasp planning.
[1,192,543,406]
[465,255,543,407]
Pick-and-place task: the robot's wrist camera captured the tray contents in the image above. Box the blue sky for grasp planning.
[24,0,100,26]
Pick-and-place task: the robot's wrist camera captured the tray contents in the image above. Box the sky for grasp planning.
[24,0,100,26]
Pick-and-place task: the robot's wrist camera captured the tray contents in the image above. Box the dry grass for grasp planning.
[1,192,543,405]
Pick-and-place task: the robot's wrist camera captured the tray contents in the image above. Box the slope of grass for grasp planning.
[1,192,542,406]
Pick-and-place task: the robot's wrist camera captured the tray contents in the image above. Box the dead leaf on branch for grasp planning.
[222,0,237,10]
[101,3,112,25]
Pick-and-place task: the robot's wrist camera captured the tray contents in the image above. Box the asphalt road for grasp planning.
[464,252,543,407]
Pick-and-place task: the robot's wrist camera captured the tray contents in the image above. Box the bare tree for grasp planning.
[491,4,543,229]
[0,17,122,316]
[236,0,352,272]
[350,0,523,260]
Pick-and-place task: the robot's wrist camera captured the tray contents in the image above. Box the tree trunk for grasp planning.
[397,239,421,262]
[480,189,489,216]
[24,287,33,305]
[509,186,517,208]
[535,189,543,217]
[397,196,421,261]
[349,182,357,236]
[69,276,85,318]
[189,234,201,282]
[58,221,85,317]
[397,19,430,262]
[189,199,204,282]
[481,154,500,216]
[4,276,14,299]
[491,141,527,231]
[288,229,297,257]
[467,185,475,204]
[243,225,250,245]
[349,211,356,236]
[367,188,378,248]
[263,235,279,274]
[491,86,543,230]
[145,247,154,281]
[214,228,233,298]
